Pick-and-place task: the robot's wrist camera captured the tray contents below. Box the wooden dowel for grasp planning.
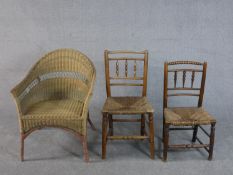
[107,50,146,54]
[199,125,210,137]
[167,88,200,90]
[142,51,148,96]
[115,60,119,77]
[182,70,186,87]
[196,137,209,152]
[109,57,144,61]
[168,69,203,72]
[168,144,209,149]
[112,118,141,122]
[125,60,128,77]
[134,60,137,78]
[198,62,207,107]
[105,50,111,97]
[169,127,194,130]
[110,83,143,86]
[167,61,204,65]
[191,71,195,88]
[107,135,148,140]
[168,93,199,97]
[110,76,143,80]
[174,71,177,88]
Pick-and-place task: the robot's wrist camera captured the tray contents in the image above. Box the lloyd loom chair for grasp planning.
[102,50,155,159]
[163,61,216,161]
[11,49,96,162]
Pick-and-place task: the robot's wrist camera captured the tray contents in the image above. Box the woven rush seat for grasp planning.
[164,107,216,126]
[102,97,154,114]
[21,100,84,133]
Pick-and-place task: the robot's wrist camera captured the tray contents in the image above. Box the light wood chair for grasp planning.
[102,50,155,159]
[11,49,96,162]
[163,61,216,161]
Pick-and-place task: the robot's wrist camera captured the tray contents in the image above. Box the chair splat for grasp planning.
[191,70,195,88]
[182,70,186,88]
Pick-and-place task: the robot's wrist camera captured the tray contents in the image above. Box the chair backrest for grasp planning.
[104,50,148,97]
[16,49,96,113]
[163,61,207,108]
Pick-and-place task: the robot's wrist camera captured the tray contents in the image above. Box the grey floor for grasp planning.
[0,110,232,175]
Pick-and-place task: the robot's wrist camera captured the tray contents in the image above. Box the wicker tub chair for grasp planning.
[11,49,96,162]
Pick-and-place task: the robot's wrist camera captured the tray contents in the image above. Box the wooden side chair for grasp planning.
[163,61,216,161]
[11,49,96,162]
[102,50,155,159]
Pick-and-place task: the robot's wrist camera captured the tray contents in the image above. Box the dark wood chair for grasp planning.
[163,61,216,161]
[102,50,155,159]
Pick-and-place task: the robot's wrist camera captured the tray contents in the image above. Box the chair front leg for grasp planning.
[163,124,169,161]
[82,136,89,162]
[148,113,155,159]
[208,123,215,160]
[102,113,108,159]
[20,134,25,161]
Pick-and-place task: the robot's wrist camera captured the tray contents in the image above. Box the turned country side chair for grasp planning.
[102,50,155,159]
[163,61,216,161]
[11,49,96,162]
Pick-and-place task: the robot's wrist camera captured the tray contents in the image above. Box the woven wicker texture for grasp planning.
[164,107,216,126]
[11,49,96,135]
[102,97,154,114]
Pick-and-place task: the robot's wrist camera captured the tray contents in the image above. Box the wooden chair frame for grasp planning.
[163,61,216,161]
[102,50,155,159]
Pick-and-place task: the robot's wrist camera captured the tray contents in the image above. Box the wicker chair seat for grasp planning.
[102,97,154,114]
[21,100,85,133]
[164,107,216,126]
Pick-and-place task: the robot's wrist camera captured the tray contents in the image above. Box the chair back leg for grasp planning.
[102,113,108,159]
[109,114,113,136]
[192,125,199,142]
[208,123,216,160]
[141,114,146,136]
[163,124,169,161]
[148,113,155,159]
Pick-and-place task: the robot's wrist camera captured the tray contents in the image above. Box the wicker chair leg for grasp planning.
[82,136,89,162]
[109,114,113,136]
[141,114,146,136]
[208,123,215,160]
[20,134,24,161]
[163,124,169,161]
[192,125,199,142]
[148,113,155,159]
[102,113,108,159]
[87,112,97,131]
